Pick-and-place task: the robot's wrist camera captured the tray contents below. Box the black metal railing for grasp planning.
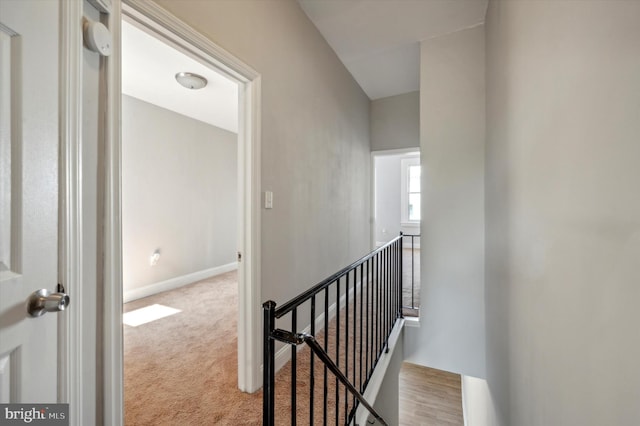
[270,330,388,426]
[263,235,404,425]
[402,234,420,315]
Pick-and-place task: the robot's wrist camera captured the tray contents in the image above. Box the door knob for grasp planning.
[27,289,70,317]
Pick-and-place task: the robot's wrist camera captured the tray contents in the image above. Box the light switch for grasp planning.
[265,191,273,209]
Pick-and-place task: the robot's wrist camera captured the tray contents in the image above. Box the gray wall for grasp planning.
[374,153,420,245]
[374,155,402,245]
[153,1,371,306]
[121,95,237,294]
[371,91,419,151]
[405,25,486,378]
[372,329,404,426]
[485,1,640,424]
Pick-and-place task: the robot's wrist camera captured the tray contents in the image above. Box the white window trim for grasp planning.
[400,156,421,226]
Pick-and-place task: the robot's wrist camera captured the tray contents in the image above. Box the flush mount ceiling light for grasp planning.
[175,72,208,90]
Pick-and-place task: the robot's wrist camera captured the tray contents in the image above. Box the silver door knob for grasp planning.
[27,289,70,317]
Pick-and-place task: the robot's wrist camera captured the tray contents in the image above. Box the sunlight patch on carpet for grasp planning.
[123,304,182,327]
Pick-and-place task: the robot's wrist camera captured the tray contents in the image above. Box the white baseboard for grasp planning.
[460,375,498,426]
[123,262,238,303]
[462,375,469,426]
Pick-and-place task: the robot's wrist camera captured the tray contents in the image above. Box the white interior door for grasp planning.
[0,0,63,402]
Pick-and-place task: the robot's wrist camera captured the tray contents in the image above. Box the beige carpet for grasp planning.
[124,270,397,425]
[124,271,359,425]
[124,255,422,425]
[124,271,267,425]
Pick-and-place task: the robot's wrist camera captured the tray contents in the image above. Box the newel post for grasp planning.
[263,300,276,426]
[399,232,404,319]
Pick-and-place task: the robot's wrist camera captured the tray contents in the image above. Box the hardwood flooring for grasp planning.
[399,362,464,426]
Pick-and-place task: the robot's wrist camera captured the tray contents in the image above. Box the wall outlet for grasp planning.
[150,249,160,266]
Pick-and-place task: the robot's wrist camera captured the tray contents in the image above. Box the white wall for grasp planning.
[485,1,640,425]
[371,328,404,426]
[122,95,237,296]
[154,0,371,307]
[374,155,402,245]
[374,153,420,246]
[371,90,420,247]
[461,375,497,426]
[405,25,486,378]
[371,91,419,151]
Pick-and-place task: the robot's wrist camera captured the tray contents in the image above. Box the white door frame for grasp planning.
[370,148,420,250]
[58,0,83,422]
[103,0,262,423]
[6,0,84,419]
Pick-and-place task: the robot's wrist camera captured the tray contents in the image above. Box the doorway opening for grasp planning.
[372,149,421,316]
[120,19,239,305]
[103,1,262,420]
[120,17,243,422]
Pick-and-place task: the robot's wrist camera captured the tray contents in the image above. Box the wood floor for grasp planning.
[399,362,464,426]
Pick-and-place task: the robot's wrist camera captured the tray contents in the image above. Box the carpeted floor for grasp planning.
[124,271,267,425]
[124,251,425,425]
[124,270,383,425]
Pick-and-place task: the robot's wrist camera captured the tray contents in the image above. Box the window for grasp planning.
[401,156,421,224]
[408,164,421,221]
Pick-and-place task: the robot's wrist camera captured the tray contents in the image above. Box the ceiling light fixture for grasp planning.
[175,72,208,90]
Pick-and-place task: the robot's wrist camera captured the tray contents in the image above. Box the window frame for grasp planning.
[400,156,421,226]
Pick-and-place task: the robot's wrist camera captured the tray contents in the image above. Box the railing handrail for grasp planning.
[274,235,403,318]
[271,329,388,426]
[264,235,405,425]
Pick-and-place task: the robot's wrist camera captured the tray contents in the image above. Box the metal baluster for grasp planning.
[411,235,415,309]
[365,259,370,383]
[310,295,316,426]
[374,252,379,364]
[352,266,357,412]
[376,251,380,364]
[372,254,377,370]
[391,243,395,325]
[399,238,403,318]
[388,246,392,338]
[382,249,391,352]
[359,263,364,392]
[345,271,349,423]
[335,278,340,426]
[291,308,297,426]
[263,301,276,426]
[324,287,329,426]
[388,244,393,341]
